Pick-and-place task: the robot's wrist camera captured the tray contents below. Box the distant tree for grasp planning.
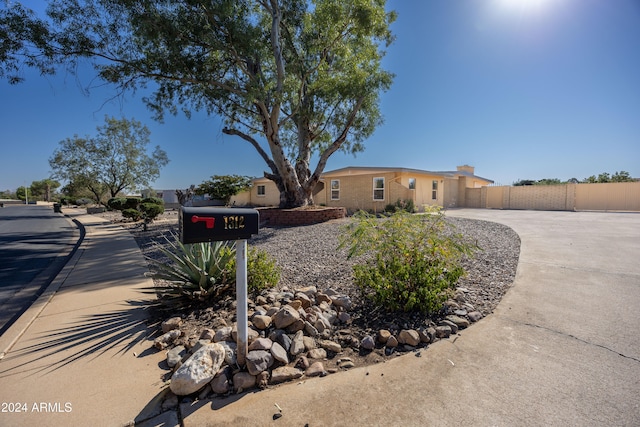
[535,178,562,186]
[195,175,253,205]
[513,179,536,186]
[0,189,16,199]
[611,171,635,182]
[29,178,61,202]
[582,171,635,184]
[16,186,29,201]
[0,0,395,208]
[49,116,169,204]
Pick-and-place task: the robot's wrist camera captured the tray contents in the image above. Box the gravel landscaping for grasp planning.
[98,209,520,399]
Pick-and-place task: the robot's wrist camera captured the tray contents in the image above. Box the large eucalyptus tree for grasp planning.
[1,0,395,207]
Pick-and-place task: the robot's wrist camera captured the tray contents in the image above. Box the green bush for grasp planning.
[107,197,128,211]
[125,197,141,210]
[139,201,164,222]
[339,207,475,314]
[145,233,280,304]
[122,208,142,221]
[384,198,416,214]
[140,197,164,206]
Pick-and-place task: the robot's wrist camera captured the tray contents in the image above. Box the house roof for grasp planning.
[321,166,494,184]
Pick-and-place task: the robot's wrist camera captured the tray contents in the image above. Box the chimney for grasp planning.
[457,165,475,175]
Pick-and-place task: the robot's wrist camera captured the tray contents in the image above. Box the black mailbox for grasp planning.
[179,207,259,244]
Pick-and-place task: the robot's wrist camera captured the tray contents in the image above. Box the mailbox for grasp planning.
[179,207,259,244]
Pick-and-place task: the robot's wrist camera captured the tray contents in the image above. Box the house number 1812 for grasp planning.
[223,215,245,230]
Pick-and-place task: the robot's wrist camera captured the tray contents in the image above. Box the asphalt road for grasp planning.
[0,204,80,335]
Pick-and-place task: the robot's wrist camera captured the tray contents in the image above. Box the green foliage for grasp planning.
[145,233,280,304]
[384,198,416,214]
[146,234,236,302]
[122,208,142,221]
[195,175,253,205]
[139,200,164,222]
[339,208,475,314]
[583,171,635,183]
[107,197,127,210]
[48,116,169,200]
[29,178,61,201]
[2,0,395,208]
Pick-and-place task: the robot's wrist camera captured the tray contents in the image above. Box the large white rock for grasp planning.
[170,343,225,396]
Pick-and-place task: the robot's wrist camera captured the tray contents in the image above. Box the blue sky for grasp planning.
[1,0,639,192]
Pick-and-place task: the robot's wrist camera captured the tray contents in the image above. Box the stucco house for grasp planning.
[234,165,493,212]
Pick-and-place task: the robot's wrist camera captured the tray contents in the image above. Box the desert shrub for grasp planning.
[384,198,416,214]
[140,197,164,206]
[124,197,141,209]
[145,233,280,304]
[228,248,281,294]
[339,207,476,314]
[122,208,142,221]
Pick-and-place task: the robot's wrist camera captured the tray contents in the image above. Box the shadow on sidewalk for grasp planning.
[0,299,162,378]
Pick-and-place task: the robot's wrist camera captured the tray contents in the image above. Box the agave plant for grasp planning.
[145,231,236,302]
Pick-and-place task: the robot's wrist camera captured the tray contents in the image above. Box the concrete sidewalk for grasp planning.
[0,210,167,427]
[179,209,640,426]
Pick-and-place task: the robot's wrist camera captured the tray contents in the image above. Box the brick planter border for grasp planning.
[257,207,346,227]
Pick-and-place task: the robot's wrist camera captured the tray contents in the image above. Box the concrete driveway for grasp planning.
[182,209,640,426]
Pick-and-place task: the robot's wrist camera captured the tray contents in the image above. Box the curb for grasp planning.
[0,213,86,359]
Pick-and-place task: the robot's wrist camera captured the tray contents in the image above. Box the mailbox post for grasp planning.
[179,207,259,367]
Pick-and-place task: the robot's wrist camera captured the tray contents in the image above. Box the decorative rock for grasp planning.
[338,312,351,323]
[288,300,302,310]
[318,339,342,353]
[231,325,259,343]
[468,311,483,322]
[386,336,398,348]
[190,339,212,354]
[218,341,237,366]
[377,329,391,345]
[307,348,327,359]
[161,317,182,333]
[255,295,268,306]
[398,330,421,346]
[271,366,303,384]
[295,356,310,370]
[290,330,305,356]
[154,329,181,350]
[331,295,352,310]
[233,372,256,392]
[440,320,459,334]
[302,336,317,351]
[418,328,433,344]
[167,345,186,368]
[252,315,272,330]
[305,361,326,377]
[295,292,313,308]
[270,342,289,364]
[256,371,270,389]
[245,350,274,376]
[446,315,470,329]
[361,335,376,350]
[296,286,317,297]
[170,343,225,396]
[210,370,230,395]
[199,328,215,341]
[316,293,332,304]
[304,321,319,337]
[435,325,452,338]
[454,309,468,317]
[248,337,273,351]
[213,326,232,343]
[271,330,292,353]
[272,305,300,329]
[286,318,306,333]
[338,358,355,369]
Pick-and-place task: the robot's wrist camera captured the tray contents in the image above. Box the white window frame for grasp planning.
[257,184,266,197]
[408,178,416,190]
[373,177,385,201]
[330,179,340,200]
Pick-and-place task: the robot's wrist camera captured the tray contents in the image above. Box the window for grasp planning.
[373,177,385,201]
[257,185,266,196]
[331,180,340,200]
[432,180,438,200]
[408,178,416,190]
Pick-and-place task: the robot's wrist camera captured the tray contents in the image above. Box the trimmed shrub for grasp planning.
[107,197,128,211]
[339,207,476,314]
[139,201,164,222]
[122,208,142,221]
